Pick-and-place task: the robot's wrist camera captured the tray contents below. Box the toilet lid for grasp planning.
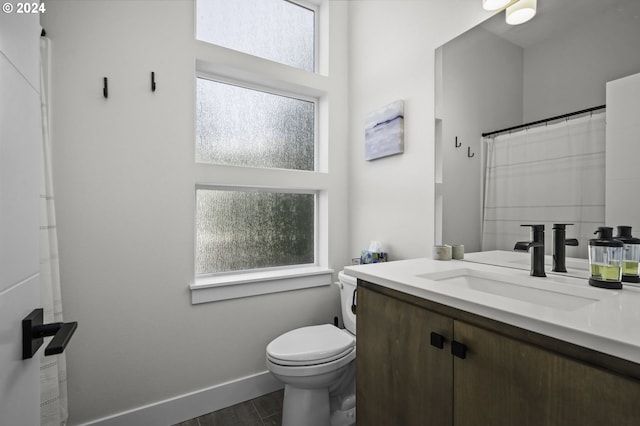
[267,324,355,365]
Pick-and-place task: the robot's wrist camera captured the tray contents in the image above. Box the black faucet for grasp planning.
[514,224,546,277]
[552,223,579,272]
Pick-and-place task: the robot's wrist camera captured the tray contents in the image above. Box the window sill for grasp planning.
[190,266,334,304]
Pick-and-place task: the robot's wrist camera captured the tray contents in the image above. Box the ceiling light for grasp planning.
[482,0,511,11]
[506,0,537,25]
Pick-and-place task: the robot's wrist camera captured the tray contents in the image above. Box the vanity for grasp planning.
[345,251,640,426]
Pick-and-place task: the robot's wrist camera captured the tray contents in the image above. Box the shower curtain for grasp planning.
[481,111,606,259]
[40,36,69,426]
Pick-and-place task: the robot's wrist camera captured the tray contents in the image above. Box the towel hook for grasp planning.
[151,72,156,92]
[455,136,462,148]
[103,77,108,98]
[467,146,475,158]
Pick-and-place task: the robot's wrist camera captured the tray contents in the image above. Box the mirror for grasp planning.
[435,0,640,256]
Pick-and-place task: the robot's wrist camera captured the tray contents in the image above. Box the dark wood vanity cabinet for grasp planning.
[356,281,640,426]
[356,284,453,426]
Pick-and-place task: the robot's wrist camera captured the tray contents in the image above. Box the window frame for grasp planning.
[195,0,320,74]
[194,184,320,279]
[190,0,333,303]
[191,185,330,304]
[194,73,320,172]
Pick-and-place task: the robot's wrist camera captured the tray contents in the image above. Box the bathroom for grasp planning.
[2,0,640,425]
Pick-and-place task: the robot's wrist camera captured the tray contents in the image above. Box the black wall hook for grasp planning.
[103,77,108,98]
[151,72,156,92]
[455,136,462,148]
[467,147,475,158]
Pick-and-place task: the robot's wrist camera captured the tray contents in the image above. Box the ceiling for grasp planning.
[480,0,640,48]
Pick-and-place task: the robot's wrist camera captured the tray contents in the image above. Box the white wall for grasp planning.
[41,1,349,424]
[523,8,640,122]
[347,0,492,261]
[439,27,523,253]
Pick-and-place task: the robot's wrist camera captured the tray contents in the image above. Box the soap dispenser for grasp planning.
[614,226,640,284]
[588,227,624,289]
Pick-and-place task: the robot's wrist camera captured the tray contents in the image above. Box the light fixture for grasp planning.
[482,0,511,11]
[506,0,537,25]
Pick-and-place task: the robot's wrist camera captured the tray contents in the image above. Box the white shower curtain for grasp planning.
[481,111,606,258]
[40,36,69,426]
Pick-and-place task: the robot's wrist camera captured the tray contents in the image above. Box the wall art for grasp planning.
[364,100,404,161]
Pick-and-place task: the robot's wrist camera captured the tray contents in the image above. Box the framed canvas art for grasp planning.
[364,100,404,161]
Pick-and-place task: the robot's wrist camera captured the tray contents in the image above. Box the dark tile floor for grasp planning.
[174,389,284,426]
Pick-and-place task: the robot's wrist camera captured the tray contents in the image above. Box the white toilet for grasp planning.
[266,271,357,426]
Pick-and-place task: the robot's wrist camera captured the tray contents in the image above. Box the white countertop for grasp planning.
[344,251,640,364]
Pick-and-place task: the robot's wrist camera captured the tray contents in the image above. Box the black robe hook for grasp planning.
[103,77,108,98]
[151,72,156,92]
[467,146,475,158]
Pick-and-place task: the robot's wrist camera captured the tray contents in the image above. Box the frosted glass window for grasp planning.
[196,0,315,72]
[196,188,315,274]
[196,78,315,171]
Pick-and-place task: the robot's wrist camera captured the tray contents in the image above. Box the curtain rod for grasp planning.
[481,104,606,138]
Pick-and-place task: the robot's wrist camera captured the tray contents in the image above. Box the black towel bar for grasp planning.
[22,308,78,359]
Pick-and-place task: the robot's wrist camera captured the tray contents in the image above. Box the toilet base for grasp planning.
[330,405,356,426]
[282,384,330,426]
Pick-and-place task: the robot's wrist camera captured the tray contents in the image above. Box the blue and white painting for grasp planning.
[364,100,404,161]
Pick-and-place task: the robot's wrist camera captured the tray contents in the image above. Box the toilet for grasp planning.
[266,271,357,426]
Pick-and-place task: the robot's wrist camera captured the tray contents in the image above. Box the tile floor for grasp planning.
[173,389,284,426]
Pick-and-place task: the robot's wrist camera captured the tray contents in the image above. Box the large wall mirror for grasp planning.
[435,0,640,257]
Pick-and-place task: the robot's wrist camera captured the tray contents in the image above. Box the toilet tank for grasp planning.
[338,271,357,334]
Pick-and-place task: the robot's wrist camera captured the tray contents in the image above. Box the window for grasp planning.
[196,0,316,72]
[191,0,331,303]
[196,187,316,275]
[196,78,315,171]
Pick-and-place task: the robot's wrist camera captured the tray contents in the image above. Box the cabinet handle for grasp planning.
[451,340,467,359]
[430,332,445,349]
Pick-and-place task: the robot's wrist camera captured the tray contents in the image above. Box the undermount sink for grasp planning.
[417,268,612,311]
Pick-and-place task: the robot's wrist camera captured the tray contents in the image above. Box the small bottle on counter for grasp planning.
[614,226,640,284]
[588,227,624,289]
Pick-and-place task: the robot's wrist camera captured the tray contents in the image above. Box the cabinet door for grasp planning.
[357,287,453,426]
[454,321,640,426]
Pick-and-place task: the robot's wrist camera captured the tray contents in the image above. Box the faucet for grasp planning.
[514,224,546,277]
[552,223,579,272]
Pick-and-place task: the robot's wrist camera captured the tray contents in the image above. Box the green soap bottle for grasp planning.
[614,226,640,284]
[588,227,624,289]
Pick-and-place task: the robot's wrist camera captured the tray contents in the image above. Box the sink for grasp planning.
[417,268,611,311]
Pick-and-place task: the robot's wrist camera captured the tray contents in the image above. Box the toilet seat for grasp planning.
[267,324,355,367]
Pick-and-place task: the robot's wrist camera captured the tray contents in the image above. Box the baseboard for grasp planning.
[74,371,283,426]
